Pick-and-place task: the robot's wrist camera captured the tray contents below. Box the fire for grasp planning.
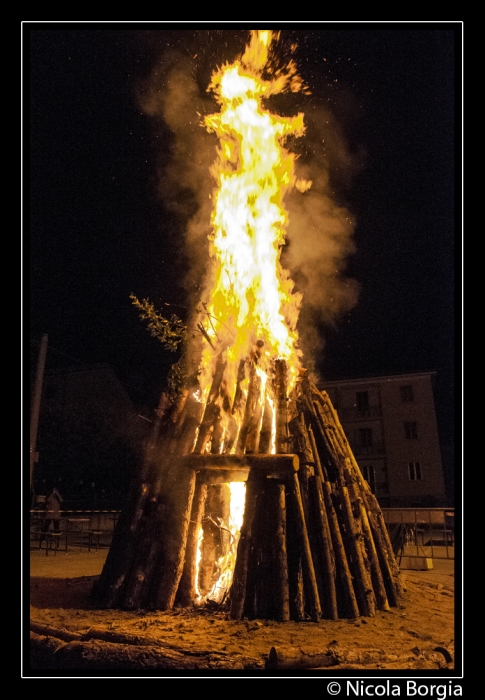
[196,482,246,604]
[194,30,309,604]
[198,29,310,399]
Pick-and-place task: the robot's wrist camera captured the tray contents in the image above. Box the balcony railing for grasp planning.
[352,441,386,456]
[340,405,382,420]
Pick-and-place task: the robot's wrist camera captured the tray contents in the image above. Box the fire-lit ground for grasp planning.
[29,549,455,673]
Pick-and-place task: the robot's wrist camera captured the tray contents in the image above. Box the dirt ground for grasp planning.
[26,548,457,677]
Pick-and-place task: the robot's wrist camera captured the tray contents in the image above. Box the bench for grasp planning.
[40,531,62,556]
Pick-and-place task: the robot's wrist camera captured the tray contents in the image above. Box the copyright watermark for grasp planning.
[322,682,463,698]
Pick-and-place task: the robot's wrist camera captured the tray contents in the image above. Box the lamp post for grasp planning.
[30,334,48,500]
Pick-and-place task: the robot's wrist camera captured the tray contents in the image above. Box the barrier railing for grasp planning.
[30,510,121,553]
[30,508,455,560]
[381,508,455,560]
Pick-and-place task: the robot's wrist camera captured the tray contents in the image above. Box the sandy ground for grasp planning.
[26,545,458,677]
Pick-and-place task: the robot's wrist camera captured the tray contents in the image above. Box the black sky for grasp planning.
[27,23,461,451]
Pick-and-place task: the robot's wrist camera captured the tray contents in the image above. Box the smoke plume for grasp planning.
[139,34,360,376]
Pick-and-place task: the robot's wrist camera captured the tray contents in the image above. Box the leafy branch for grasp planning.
[130,295,188,353]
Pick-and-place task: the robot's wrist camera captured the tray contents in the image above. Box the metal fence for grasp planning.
[30,507,455,561]
[381,508,455,560]
[30,510,121,553]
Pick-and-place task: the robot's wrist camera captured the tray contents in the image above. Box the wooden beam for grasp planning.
[180,453,299,474]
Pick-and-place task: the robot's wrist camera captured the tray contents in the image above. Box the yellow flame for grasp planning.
[197,482,246,604]
[199,30,308,394]
[194,31,308,602]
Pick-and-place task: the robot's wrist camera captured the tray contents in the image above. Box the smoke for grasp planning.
[138,50,217,308]
[284,105,361,374]
[139,35,360,377]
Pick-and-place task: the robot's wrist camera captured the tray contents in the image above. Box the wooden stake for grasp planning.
[175,481,208,607]
[236,363,262,454]
[258,396,273,454]
[274,359,289,454]
[152,466,197,610]
[290,472,322,622]
[309,474,338,619]
[229,473,260,620]
[273,483,290,621]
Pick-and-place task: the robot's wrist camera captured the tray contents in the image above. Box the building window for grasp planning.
[404,421,418,439]
[356,391,370,412]
[408,461,422,480]
[359,428,373,447]
[362,464,376,492]
[400,385,414,402]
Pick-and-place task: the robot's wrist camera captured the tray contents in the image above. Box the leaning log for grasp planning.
[229,472,261,620]
[289,472,321,622]
[273,482,290,621]
[175,481,208,607]
[152,466,197,610]
[274,359,289,454]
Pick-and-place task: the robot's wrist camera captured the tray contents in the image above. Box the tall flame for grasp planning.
[198,30,309,397]
[194,31,309,603]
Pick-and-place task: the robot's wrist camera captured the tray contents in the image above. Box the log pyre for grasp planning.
[93,31,402,621]
[93,360,402,621]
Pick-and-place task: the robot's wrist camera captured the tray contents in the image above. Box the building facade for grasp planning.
[320,372,446,507]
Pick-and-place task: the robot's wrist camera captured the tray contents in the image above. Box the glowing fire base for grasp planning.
[94,362,402,621]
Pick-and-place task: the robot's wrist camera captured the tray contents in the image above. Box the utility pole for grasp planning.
[30,334,48,499]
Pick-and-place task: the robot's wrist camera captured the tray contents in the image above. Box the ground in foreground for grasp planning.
[28,550,455,675]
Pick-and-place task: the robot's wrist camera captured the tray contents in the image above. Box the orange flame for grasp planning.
[194,30,309,603]
[198,30,309,398]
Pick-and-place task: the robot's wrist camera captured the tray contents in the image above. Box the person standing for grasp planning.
[40,487,63,540]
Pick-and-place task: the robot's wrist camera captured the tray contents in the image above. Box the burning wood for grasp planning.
[94,30,402,621]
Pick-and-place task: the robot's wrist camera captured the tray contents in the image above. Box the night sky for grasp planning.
[27,23,460,457]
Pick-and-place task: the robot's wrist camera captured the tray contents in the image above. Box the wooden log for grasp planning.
[285,488,305,621]
[266,646,339,670]
[245,384,263,454]
[258,395,274,454]
[273,483,290,621]
[197,469,249,484]
[193,353,227,454]
[309,474,338,619]
[307,423,328,481]
[231,359,247,417]
[274,359,289,454]
[320,478,360,619]
[30,631,66,670]
[249,481,290,621]
[116,399,205,610]
[121,502,167,610]
[311,400,376,615]
[151,466,197,610]
[92,478,150,607]
[315,390,402,602]
[300,402,362,617]
[343,466,390,612]
[175,481,208,607]
[229,472,260,620]
[52,638,242,671]
[289,471,321,622]
[30,622,82,643]
[180,453,299,474]
[236,363,262,454]
[363,491,403,602]
[175,396,207,458]
[210,412,225,455]
[333,478,376,617]
[245,479,270,619]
